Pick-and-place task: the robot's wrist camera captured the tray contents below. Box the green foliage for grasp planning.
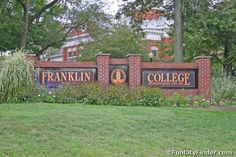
[193,95,210,107]
[132,87,165,107]
[53,85,83,103]
[51,84,166,106]
[8,86,47,103]
[183,0,236,74]
[211,76,236,105]
[52,83,130,106]
[166,92,190,107]
[120,0,236,74]
[1,79,195,108]
[6,83,186,107]
[43,91,57,103]
[82,25,147,59]
[78,83,105,105]
[0,50,34,101]
[39,84,174,107]
[101,84,130,106]
[0,0,108,55]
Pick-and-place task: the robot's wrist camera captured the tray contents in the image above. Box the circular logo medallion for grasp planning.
[110,69,127,85]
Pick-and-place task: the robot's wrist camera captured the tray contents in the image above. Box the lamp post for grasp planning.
[148,51,154,62]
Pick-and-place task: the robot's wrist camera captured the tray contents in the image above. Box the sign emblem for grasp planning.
[110,69,127,84]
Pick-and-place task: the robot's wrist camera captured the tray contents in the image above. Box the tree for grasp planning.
[118,0,184,62]
[183,0,236,75]
[81,25,147,59]
[174,0,183,62]
[0,0,107,56]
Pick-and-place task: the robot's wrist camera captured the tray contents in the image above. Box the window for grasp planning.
[150,46,158,57]
[68,48,72,57]
[68,47,78,57]
[151,50,157,56]
[72,47,77,57]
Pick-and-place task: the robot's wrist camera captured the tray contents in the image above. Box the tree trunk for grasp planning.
[174,0,183,62]
[20,0,30,49]
[223,38,233,75]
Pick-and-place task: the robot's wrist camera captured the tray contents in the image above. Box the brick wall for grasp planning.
[109,58,128,65]
[27,54,211,98]
[96,53,110,87]
[127,54,141,89]
[37,61,96,68]
[141,62,198,69]
[195,56,212,99]
[62,48,68,62]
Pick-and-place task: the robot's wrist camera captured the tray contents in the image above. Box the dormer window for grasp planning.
[68,47,77,57]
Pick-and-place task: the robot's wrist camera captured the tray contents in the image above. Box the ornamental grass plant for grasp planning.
[0,50,34,102]
[211,76,236,105]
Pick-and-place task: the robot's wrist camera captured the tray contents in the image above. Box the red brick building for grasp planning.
[48,8,172,62]
[62,27,91,62]
[132,8,173,61]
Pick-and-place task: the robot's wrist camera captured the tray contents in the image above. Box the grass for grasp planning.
[0,103,235,157]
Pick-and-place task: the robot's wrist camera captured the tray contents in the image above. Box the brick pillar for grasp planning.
[62,48,68,62]
[195,56,212,99]
[26,54,38,66]
[127,54,141,89]
[96,53,110,87]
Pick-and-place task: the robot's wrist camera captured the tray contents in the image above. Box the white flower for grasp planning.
[49,92,52,95]
[202,99,206,101]
[38,94,40,97]
[53,95,56,98]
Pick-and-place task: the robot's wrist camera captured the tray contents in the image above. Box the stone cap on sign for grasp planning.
[126,54,142,57]
[194,56,212,60]
[96,52,111,56]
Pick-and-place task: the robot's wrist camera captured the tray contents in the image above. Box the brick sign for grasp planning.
[35,68,96,89]
[142,69,197,88]
[28,54,211,98]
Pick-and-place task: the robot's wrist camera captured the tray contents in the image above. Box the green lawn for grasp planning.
[0,103,235,157]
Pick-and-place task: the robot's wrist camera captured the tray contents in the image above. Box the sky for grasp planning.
[101,0,122,15]
[101,0,134,15]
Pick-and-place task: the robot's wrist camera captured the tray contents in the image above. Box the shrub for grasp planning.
[9,86,47,103]
[132,87,166,107]
[166,92,190,107]
[102,84,130,106]
[193,95,210,107]
[0,50,34,101]
[211,76,236,105]
[54,85,83,103]
[79,83,105,105]
[42,90,57,103]
[40,84,166,106]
